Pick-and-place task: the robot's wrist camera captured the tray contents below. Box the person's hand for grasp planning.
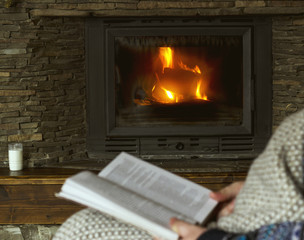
[209,181,244,218]
[153,218,206,240]
[169,217,206,240]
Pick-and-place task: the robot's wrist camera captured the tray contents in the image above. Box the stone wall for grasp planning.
[272,16,304,125]
[0,0,304,167]
[0,5,87,167]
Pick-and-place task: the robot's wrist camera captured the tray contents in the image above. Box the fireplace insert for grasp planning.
[86,17,272,160]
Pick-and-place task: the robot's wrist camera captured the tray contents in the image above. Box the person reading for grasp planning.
[53,108,304,240]
[169,108,304,240]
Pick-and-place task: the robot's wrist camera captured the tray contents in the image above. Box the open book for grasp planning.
[56,152,218,240]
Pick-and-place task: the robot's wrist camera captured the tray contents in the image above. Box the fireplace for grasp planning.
[113,32,245,134]
[86,17,272,160]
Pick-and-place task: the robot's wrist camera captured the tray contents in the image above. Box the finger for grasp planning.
[170,218,179,234]
[210,181,244,202]
[218,200,235,218]
[170,217,193,235]
[170,218,206,240]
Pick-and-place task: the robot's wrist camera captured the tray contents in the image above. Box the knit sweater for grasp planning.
[216,109,304,233]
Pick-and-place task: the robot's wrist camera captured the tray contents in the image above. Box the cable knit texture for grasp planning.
[216,109,304,233]
[53,208,152,240]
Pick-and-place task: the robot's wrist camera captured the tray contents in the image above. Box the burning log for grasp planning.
[158,68,201,98]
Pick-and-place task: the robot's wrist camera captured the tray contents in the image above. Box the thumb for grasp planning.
[170,218,188,235]
[170,218,195,236]
[170,218,206,240]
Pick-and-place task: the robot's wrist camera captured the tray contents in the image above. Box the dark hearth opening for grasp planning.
[86,17,272,160]
[116,35,243,129]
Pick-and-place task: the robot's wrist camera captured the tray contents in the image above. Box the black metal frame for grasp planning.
[86,17,272,159]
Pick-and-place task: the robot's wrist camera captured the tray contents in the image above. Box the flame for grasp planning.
[152,75,179,103]
[135,47,209,105]
[178,61,201,74]
[152,86,181,103]
[196,80,203,99]
[195,79,208,100]
[159,47,173,72]
[164,88,174,100]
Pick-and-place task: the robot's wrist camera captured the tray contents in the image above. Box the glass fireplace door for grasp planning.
[106,27,252,136]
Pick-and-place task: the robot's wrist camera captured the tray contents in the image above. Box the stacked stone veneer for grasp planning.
[0,1,304,167]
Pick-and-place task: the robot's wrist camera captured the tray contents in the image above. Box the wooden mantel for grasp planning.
[0,168,84,224]
[28,1,304,18]
[0,166,248,224]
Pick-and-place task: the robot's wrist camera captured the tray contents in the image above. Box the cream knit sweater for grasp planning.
[217,109,304,233]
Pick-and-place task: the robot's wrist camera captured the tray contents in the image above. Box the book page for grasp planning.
[99,152,217,223]
[58,171,187,240]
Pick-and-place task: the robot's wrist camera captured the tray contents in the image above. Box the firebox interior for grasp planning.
[106,25,252,136]
[115,35,243,127]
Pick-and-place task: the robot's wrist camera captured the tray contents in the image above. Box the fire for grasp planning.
[135,47,209,105]
[178,61,201,74]
[196,80,208,100]
[159,47,173,72]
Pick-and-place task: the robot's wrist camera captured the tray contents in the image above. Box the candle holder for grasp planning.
[8,143,23,171]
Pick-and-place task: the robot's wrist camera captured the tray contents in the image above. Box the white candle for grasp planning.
[8,143,23,171]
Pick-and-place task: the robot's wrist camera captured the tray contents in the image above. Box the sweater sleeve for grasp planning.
[196,229,228,240]
[197,222,304,240]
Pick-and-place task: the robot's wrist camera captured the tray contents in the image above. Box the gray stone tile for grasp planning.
[0,225,23,240]
[0,225,60,240]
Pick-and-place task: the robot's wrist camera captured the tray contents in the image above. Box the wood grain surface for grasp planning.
[0,167,247,224]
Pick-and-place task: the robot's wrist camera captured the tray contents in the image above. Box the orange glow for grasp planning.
[195,80,208,100]
[196,80,203,99]
[159,47,173,72]
[135,47,209,105]
[178,61,201,74]
[164,88,174,100]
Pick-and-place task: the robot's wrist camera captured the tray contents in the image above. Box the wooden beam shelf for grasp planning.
[0,167,247,224]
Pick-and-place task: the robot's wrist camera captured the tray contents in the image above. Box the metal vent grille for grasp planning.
[105,138,139,154]
[220,137,254,153]
[101,136,262,157]
[140,137,219,155]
